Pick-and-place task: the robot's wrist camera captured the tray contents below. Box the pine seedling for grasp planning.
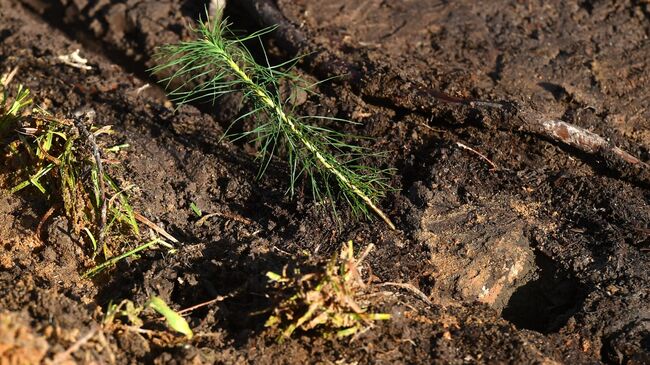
[152,15,395,229]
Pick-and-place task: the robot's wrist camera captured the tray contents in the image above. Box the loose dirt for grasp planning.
[1,0,648,364]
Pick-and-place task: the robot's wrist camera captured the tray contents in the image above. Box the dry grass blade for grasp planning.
[2,75,175,277]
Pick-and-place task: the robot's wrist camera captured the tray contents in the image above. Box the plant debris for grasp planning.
[57,49,92,70]
[265,241,390,341]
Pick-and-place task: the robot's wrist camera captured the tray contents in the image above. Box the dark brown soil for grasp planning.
[1,0,649,364]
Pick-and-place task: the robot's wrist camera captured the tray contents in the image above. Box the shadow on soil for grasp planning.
[501,251,587,333]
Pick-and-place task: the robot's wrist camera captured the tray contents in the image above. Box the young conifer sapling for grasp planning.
[153,15,395,229]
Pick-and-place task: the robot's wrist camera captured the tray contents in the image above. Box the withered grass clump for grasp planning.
[1,71,173,277]
[265,241,390,341]
[6,111,137,255]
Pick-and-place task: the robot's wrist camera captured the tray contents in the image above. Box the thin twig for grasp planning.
[1,66,19,86]
[134,212,179,243]
[176,295,228,314]
[195,211,253,226]
[119,324,156,335]
[50,326,99,364]
[380,282,434,307]
[456,142,499,170]
[95,330,116,365]
[36,205,57,241]
[356,243,375,266]
[537,117,646,165]
[155,294,232,322]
